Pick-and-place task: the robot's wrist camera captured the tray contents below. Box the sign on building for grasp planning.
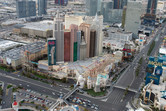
[146,57,163,85]
[47,39,56,66]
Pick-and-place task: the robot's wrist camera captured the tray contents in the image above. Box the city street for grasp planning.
[1,83,12,109]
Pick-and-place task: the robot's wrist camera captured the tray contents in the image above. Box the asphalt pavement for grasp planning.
[1,83,12,109]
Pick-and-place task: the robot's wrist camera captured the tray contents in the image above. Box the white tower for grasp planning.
[91,13,103,56]
[80,36,87,60]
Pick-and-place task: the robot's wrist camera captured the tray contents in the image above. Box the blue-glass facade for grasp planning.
[16,0,36,18]
[38,0,47,16]
[86,0,98,16]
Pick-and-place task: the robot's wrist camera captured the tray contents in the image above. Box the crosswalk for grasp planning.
[107,88,135,106]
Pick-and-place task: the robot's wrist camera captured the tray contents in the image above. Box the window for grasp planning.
[61,23,63,31]
[55,24,57,31]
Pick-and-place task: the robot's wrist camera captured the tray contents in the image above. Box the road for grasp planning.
[1,83,12,109]
[115,23,166,90]
[0,71,69,99]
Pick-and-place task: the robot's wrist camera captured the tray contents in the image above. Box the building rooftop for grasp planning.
[108,27,132,35]
[22,20,53,31]
[64,55,115,74]
[0,39,24,52]
[159,48,166,55]
[1,42,46,60]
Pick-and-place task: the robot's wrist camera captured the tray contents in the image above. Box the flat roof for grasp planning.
[64,55,115,74]
[2,42,46,60]
[0,39,23,52]
[159,48,166,55]
[22,20,54,31]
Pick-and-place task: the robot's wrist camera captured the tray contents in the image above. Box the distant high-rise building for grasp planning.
[142,0,148,15]
[38,0,47,16]
[16,0,36,18]
[26,0,36,17]
[124,1,142,38]
[147,0,158,15]
[16,0,26,18]
[97,0,102,13]
[69,24,78,62]
[143,0,157,26]
[114,0,128,9]
[122,6,127,28]
[55,0,68,5]
[86,0,98,16]
[55,0,63,5]
[114,0,123,9]
[123,0,128,7]
[101,0,114,22]
[53,11,64,62]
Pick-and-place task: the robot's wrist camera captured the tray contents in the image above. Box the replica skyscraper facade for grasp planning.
[53,11,64,62]
[79,23,91,58]
[69,24,78,62]
[91,14,103,56]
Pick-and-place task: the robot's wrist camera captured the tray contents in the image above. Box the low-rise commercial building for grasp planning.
[0,39,24,52]
[108,27,133,42]
[135,34,147,46]
[0,42,47,69]
[13,20,53,38]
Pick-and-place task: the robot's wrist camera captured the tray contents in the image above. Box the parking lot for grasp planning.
[15,89,57,109]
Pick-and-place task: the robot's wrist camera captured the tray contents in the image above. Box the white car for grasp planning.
[52,92,55,95]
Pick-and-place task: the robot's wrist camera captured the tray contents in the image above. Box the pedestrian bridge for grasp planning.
[114,85,138,93]
[63,86,79,99]
[48,86,79,111]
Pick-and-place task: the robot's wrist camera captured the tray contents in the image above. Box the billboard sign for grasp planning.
[148,57,163,68]
[147,57,163,76]
[47,39,56,66]
[145,72,160,85]
[155,67,163,76]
